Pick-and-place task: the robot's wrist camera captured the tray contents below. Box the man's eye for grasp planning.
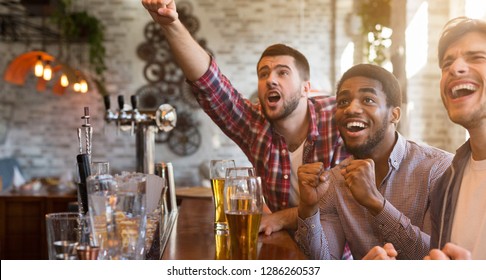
[337,99,348,107]
[258,72,268,79]
[364,97,375,104]
[441,61,452,70]
[472,55,486,62]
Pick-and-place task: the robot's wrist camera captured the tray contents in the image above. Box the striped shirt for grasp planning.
[190,58,347,212]
[295,134,453,259]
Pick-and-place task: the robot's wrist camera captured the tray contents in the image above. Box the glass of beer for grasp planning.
[209,160,235,231]
[225,167,255,179]
[224,175,263,260]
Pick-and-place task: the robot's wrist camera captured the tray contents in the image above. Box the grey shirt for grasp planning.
[295,133,453,260]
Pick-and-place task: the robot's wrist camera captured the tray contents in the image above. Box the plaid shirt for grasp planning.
[190,58,347,212]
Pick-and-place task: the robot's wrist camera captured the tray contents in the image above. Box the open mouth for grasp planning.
[345,121,367,133]
[450,83,478,99]
[267,92,281,103]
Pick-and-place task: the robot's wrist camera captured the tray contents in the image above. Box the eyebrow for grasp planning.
[338,87,378,96]
[442,50,486,64]
[257,64,292,73]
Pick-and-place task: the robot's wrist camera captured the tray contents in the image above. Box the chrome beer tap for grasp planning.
[103,94,177,174]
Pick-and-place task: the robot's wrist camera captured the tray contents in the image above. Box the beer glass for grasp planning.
[214,229,230,260]
[209,160,235,231]
[225,167,255,179]
[224,176,263,260]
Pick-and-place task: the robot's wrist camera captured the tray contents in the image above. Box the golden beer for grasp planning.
[226,212,262,260]
[211,178,227,229]
[214,230,230,260]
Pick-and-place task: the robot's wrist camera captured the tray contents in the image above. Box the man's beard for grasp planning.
[260,91,301,122]
[343,115,388,159]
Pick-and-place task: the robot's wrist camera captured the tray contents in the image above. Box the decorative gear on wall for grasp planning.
[167,112,201,156]
[136,1,212,156]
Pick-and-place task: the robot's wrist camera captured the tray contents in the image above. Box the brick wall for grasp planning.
[0,0,483,186]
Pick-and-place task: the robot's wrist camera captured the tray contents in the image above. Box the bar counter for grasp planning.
[161,197,307,260]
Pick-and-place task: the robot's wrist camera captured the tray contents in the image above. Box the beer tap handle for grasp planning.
[130,95,137,135]
[131,95,138,111]
[103,95,111,111]
[118,95,125,111]
[116,95,124,135]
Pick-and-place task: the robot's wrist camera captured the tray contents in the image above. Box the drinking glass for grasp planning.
[224,176,263,260]
[91,161,110,176]
[87,172,147,260]
[214,229,230,260]
[225,167,255,179]
[45,212,80,260]
[209,160,235,231]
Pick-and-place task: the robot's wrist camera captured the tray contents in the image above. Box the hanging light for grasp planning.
[34,55,44,77]
[73,81,81,92]
[80,79,88,93]
[43,61,52,81]
[60,73,69,87]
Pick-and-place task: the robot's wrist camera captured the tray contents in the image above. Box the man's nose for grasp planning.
[344,99,363,114]
[266,73,278,87]
[449,58,469,76]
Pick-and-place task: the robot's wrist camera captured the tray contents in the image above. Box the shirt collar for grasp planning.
[388,132,406,170]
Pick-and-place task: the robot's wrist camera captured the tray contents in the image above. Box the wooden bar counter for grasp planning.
[0,187,77,259]
[162,197,307,260]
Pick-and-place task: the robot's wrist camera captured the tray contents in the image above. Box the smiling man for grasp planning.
[294,64,453,260]
[425,17,486,260]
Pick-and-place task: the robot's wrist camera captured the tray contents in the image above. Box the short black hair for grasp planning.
[336,64,401,107]
[438,16,486,68]
[257,44,310,81]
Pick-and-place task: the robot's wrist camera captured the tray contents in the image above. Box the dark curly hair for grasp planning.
[336,64,401,107]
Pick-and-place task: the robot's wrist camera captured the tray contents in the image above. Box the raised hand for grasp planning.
[297,162,330,219]
[141,0,178,26]
[340,159,385,216]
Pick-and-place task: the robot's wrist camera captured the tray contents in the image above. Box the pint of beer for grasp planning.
[209,160,235,231]
[224,176,263,260]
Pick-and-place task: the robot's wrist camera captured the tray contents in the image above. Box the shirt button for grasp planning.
[311,224,316,229]
[282,202,287,206]
[283,174,289,179]
[281,149,287,154]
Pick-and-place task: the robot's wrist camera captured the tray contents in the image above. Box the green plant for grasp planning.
[51,0,107,95]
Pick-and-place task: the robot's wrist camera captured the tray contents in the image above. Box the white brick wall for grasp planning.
[0,0,482,186]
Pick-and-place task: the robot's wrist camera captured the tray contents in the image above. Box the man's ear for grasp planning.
[391,106,401,124]
[303,81,311,97]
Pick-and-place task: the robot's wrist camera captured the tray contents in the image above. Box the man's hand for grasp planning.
[259,208,298,236]
[297,162,329,219]
[362,243,398,260]
[424,243,472,260]
[141,0,178,26]
[340,159,385,216]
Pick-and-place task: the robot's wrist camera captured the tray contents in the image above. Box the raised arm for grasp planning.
[141,0,210,81]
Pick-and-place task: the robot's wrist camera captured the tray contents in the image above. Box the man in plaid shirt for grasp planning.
[142,0,350,258]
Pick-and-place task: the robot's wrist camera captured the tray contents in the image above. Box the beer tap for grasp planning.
[117,95,130,134]
[103,95,116,122]
[130,95,144,135]
[103,93,177,173]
